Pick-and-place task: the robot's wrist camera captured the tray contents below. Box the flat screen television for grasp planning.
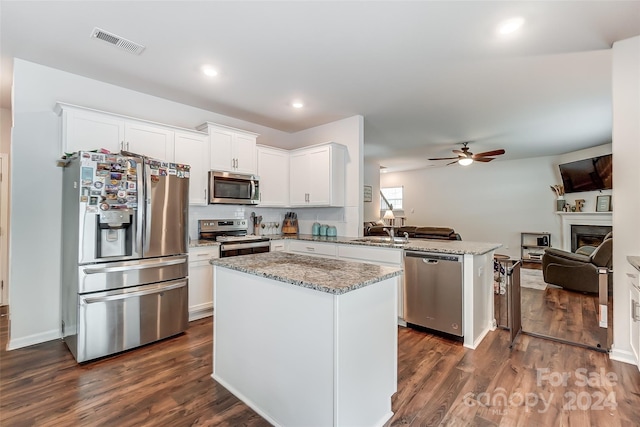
[559,154,612,193]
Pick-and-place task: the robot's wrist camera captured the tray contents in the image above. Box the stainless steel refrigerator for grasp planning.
[61,151,189,362]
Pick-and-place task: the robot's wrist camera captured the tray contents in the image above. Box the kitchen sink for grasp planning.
[351,236,409,246]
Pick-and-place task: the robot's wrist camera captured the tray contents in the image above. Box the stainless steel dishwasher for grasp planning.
[404,251,463,337]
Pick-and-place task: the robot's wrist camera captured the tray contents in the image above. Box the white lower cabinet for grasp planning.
[337,245,405,323]
[188,246,220,321]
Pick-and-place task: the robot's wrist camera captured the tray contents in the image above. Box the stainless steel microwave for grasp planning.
[208,171,260,205]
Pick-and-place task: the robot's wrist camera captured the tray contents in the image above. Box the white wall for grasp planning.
[288,115,364,237]
[8,59,362,348]
[363,159,381,222]
[610,36,640,365]
[381,144,612,259]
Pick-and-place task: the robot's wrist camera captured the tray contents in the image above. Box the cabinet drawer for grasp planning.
[337,244,402,265]
[189,246,220,262]
[270,240,287,252]
[288,240,336,257]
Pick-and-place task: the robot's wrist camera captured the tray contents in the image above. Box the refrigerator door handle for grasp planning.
[83,257,186,274]
[82,281,186,304]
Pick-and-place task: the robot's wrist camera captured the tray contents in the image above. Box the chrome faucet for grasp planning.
[384,226,394,238]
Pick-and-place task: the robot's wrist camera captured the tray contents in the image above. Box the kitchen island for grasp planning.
[210,252,403,427]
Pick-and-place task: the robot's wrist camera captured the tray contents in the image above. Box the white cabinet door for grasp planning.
[234,133,257,174]
[205,123,258,174]
[289,150,310,206]
[174,131,209,205]
[61,108,124,154]
[188,246,220,321]
[257,145,289,206]
[288,143,345,207]
[124,122,174,160]
[209,127,235,171]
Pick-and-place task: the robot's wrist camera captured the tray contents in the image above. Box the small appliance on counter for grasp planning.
[282,212,299,235]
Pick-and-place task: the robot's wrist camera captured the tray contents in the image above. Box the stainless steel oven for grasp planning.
[198,219,270,258]
[208,171,259,205]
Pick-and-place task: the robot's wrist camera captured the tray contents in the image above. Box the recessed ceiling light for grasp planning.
[201,65,218,77]
[292,101,304,109]
[497,17,524,35]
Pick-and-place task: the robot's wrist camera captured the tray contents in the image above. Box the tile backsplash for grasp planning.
[189,205,353,240]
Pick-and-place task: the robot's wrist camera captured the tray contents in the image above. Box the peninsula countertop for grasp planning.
[210,252,402,295]
[191,233,501,255]
[275,234,502,255]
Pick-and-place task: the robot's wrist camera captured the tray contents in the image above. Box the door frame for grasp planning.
[0,153,9,306]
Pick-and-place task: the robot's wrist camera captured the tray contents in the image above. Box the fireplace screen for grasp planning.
[571,225,612,252]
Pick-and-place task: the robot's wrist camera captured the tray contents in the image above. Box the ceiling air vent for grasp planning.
[90,27,145,55]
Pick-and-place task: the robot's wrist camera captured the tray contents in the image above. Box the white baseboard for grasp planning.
[609,347,638,367]
[189,303,213,322]
[7,328,61,350]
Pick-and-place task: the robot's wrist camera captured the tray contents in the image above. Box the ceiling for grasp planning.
[2,1,639,172]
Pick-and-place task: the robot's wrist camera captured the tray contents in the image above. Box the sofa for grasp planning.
[363,222,462,240]
[541,232,612,294]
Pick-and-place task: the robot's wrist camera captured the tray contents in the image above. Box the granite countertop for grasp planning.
[192,233,501,255]
[210,252,403,295]
[627,256,640,272]
[190,239,220,247]
[275,234,501,255]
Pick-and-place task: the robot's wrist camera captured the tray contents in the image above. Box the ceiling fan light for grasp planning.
[458,158,473,166]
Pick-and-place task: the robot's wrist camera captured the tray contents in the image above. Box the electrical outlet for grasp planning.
[478,266,484,277]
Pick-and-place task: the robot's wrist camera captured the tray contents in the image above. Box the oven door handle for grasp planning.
[220,241,271,252]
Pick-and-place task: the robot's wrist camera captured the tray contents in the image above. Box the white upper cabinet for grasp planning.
[289,143,346,207]
[55,103,211,164]
[124,122,174,160]
[58,106,124,154]
[257,145,289,207]
[174,131,210,205]
[198,122,258,175]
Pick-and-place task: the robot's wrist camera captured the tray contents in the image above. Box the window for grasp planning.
[380,186,403,210]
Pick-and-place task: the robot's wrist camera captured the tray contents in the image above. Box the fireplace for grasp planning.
[571,225,612,252]
[558,212,612,251]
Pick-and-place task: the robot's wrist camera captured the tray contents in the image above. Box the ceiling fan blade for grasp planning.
[446,160,458,166]
[472,149,505,159]
[474,157,495,162]
[428,157,459,161]
[452,149,465,155]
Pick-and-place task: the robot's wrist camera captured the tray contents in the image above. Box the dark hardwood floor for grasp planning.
[2,313,639,426]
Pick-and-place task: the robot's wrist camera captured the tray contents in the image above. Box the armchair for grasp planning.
[541,233,612,293]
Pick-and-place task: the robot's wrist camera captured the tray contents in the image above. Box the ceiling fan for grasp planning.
[428,142,506,166]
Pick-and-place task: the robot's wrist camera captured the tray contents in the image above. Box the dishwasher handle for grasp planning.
[405,251,462,263]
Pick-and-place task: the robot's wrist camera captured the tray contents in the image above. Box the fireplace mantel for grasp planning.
[557,212,612,251]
